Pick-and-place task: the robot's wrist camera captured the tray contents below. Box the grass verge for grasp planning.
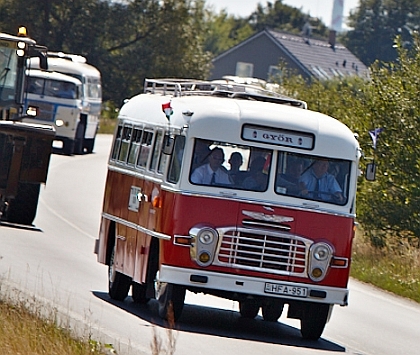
[351,231,420,303]
[0,286,114,355]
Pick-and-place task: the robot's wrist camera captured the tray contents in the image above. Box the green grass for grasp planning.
[98,117,117,134]
[0,296,112,355]
[351,232,420,303]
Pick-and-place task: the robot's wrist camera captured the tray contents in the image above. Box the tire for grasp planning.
[262,299,284,322]
[300,303,331,340]
[157,282,186,322]
[108,246,131,301]
[62,139,75,155]
[132,282,150,304]
[239,299,260,319]
[84,137,95,154]
[6,183,40,225]
[73,123,85,155]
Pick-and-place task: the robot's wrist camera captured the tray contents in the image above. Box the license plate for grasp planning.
[264,282,308,298]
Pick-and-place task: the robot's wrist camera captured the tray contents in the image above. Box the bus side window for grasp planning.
[150,130,164,172]
[28,77,44,94]
[167,136,185,183]
[158,134,173,174]
[111,125,123,160]
[127,128,143,165]
[137,130,153,168]
[118,126,132,162]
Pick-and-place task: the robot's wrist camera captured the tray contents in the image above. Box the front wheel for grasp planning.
[239,299,260,319]
[262,299,284,322]
[84,136,96,154]
[108,246,131,301]
[157,282,186,322]
[73,123,85,155]
[300,303,331,340]
[5,183,40,225]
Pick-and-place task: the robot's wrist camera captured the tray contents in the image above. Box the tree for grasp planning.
[276,33,420,244]
[344,0,420,66]
[0,0,212,104]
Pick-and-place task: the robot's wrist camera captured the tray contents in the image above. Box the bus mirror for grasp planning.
[28,45,48,70]
[39,52,48,70]
[365,163,376,181]
[162,135,174,155]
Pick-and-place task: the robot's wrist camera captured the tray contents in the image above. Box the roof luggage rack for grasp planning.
[144,78,307,109]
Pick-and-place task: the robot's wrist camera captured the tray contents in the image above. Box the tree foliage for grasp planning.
[276,34,420,244]
[0,0,212,104]
[344,0,420,66]
[249,0,328,37]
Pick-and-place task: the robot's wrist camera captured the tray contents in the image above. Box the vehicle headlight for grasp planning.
[189,227,219,267]
[198,229,215,244]
[308,242,333,281]
[313,244,330,261]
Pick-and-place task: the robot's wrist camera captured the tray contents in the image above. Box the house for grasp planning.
[209,29,369,82]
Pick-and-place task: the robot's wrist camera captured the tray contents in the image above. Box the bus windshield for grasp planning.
[27,76,79,99]
[189,138,350,205]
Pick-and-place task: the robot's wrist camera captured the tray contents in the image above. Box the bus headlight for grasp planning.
[313,244,330,261]
[189,227,218,267]
[55,119,64,127]
[199,229,215,244]
[308,242,333,281]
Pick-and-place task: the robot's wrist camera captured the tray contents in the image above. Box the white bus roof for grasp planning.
[119,79,359,161]
[27,69,82,85]
[29,56,100,78]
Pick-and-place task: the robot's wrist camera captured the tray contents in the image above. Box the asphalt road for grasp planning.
[0,134,419,355]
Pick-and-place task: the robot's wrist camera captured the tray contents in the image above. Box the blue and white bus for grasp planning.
[24,69,85,155]
[29,52,102,154]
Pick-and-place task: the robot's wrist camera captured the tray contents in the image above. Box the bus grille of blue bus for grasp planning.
[216,229,309,277]
[27,101,54,122]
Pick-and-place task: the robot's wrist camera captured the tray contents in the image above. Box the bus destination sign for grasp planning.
[242,124,314,150]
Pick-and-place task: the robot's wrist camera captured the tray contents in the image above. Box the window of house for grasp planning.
[268,65,282,81]
[235,62,253,77]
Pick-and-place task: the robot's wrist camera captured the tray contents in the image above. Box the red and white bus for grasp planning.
[95,78,361,340]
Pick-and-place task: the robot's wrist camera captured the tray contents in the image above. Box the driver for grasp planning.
[299,159,344,202]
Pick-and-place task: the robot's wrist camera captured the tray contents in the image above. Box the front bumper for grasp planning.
[159,264,349,306]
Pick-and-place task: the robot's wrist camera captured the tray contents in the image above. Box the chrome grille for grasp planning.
[216,228,310,277]
[27,101,55,122]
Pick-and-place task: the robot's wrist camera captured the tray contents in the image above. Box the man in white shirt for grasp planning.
[191,147,232,186]
[299,159,344,202]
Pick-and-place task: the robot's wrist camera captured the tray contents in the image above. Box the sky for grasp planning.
[206,0,360,30]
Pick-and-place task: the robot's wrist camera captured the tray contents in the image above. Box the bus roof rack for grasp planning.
[144,78,307,109]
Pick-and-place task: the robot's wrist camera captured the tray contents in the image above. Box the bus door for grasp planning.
[107,124,139,278]
[128,126,155,284]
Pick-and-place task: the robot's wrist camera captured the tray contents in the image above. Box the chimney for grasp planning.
[329,30,337,48]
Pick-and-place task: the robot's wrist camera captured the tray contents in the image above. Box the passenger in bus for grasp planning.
[190,147,233,186]
[242,156,268,191]
[276,158,307,196]
[191,139,212,171]
[299,159,344,202]
[57,82,76,99]
[228,152,247,185]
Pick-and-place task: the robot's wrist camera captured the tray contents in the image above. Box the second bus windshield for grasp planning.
[189,139,350,205]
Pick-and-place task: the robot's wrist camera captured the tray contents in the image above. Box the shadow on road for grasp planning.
[92,290,345,352]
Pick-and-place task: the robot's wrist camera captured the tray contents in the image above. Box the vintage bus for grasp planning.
[23,69,83,155]
[29,52,102,154]
[95,78,362,340]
